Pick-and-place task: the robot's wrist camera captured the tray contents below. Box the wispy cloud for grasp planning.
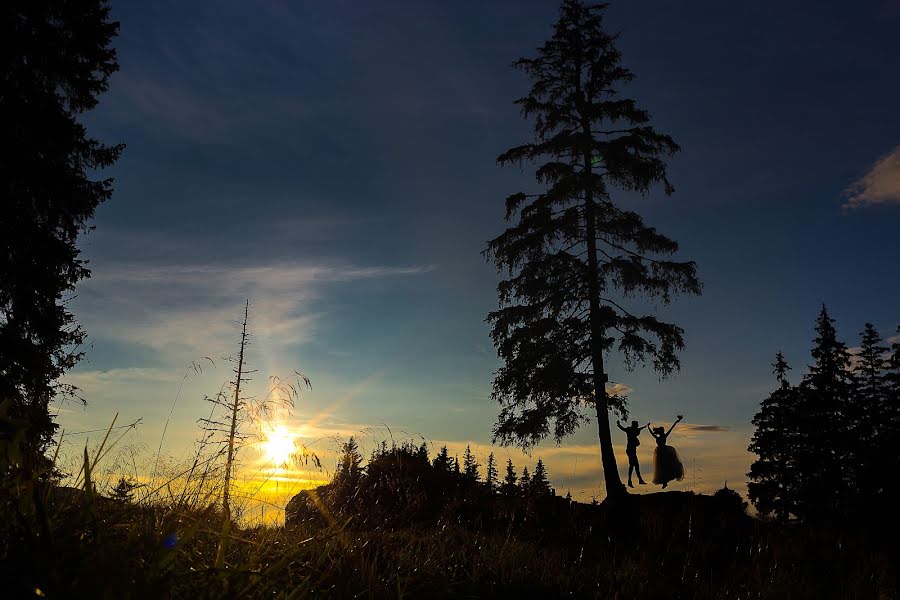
[843,144,900,209]
[76,261,436,360]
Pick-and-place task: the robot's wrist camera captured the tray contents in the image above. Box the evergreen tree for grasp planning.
[502,458,518,496]
[110,476,139,503]
[453,456,461,477]
[432,445,452,473]
[748,352,800,520]
[485,0,701,498]
[852,323,889,502]
[797,305,855,519]
[519,466,531,493]
[485,452,499,490]
[336,436,363,486]
[531,459,552,496]
[417,441,429,463]
[462,444,479,482]
[1,0,123,467]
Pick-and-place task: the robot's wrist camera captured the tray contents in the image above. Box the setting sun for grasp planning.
[261,425,296,467]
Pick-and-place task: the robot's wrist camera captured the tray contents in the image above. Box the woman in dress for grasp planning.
[648,415,685,488]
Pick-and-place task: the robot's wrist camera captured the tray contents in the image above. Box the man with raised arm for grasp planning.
[616,419,650,488]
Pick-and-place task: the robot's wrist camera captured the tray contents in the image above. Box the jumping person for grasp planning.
[648,415,685,489]
[616,419,650,488]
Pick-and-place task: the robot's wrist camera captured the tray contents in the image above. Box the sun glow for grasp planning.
[261,425,296,467]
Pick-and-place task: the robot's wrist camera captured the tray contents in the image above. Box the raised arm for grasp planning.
[666,416,683,436]
[647,425,657,438]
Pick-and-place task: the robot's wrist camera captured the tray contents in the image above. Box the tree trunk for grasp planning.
[581,146,626,499]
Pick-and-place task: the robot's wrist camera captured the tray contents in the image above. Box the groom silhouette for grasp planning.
[617,419,649,487]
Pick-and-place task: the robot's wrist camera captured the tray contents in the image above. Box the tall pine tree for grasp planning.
[748,352,800,520]
[1,0,123,467]
[462,444,480,482]
[796,306,855,519]
[485,0,700,498]
[502,458,518,497]
[485,452,499,490]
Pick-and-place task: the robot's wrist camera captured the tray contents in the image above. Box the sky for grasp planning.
[57,0,900,509]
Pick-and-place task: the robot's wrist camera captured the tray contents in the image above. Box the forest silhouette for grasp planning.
[2,0,900,598]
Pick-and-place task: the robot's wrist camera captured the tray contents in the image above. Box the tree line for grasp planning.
[335,437,556,500]
[748,305,900,521]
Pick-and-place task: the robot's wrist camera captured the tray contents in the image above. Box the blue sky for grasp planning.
[59,0,900,501]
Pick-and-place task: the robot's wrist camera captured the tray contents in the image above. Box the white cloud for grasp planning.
[843,144,900,209]
[76,261,435,361]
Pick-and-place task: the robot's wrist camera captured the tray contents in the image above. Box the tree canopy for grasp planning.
[1,0,122,465]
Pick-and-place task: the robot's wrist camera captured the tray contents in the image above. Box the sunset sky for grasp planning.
[57,0,900,508]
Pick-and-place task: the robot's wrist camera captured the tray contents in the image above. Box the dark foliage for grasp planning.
[0,0,123,464]
[485,0,700,498]
[749,306,900,522]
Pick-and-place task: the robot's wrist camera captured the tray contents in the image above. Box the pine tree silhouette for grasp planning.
[485,0,701,499]
[485,452,498,490]
[502,459,518,497]
[462,444,480,482]
[748,352,801,520]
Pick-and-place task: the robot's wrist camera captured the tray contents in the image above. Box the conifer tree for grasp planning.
[531,459,552,496]
[417,441,429,463]
[336,436,363,486]
[797,305,855,519]
[432,445,452,473]
[519,466,531,493]
[485,452,499,490]
[1,0,123,467]
[485,0,701,498]
[502,458,518,496]
[748,352,800,520]
[462,444,480,482]
[852,323,889,501]
[453,456,460,477]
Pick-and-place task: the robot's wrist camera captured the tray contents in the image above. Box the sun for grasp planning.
[261,425,296,467]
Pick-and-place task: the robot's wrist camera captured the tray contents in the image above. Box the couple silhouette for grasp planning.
[616,415,685,489]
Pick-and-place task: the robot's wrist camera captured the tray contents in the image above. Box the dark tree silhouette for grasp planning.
[485,452,498,490]
[462,444,479,482]
[530,459,552,497]
[748,352,801,521]
[519,466,531,493]
[336,436,363,487]
[851,323,888,502]
[796,305,855,519]
[484,0,701,498]
[432,445,452,473]
[502,458,518,497]
[1,0,122,466]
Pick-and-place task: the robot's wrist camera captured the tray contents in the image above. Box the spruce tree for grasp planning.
[519,466,531,493]
[748,352,800,520]
[502,458,518,496]
[1,0,123,467]
[797,305,854,519]
[462,444,480,482]
[485,452,499,490]
[852,323,889,502]
[485,0,701,498]
[336,437,363,486]
[432,445,452,473]
[531,459,552,496]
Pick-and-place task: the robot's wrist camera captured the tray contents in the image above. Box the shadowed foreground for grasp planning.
[2,443,897,599]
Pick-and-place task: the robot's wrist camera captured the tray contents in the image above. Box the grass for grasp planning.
[2,431,898,599]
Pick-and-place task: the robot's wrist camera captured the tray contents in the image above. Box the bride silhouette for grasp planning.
[648,415,685,488]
